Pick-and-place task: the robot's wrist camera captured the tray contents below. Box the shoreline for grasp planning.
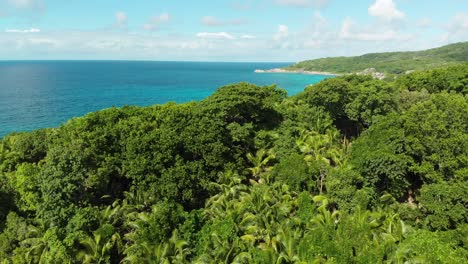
[254,68,339,76]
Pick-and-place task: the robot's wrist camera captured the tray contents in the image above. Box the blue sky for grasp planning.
[0,0,467,61]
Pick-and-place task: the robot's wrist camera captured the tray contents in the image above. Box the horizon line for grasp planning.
[0,59,295,64]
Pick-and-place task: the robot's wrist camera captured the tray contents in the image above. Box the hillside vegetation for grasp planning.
[285,42,468,74]
[0,64,467,263]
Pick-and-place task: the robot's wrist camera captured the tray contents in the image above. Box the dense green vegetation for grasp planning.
[0,63,467,263]
[285,42,468,74]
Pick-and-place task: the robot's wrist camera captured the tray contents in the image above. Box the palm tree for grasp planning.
[122,229,189,264]
[122,242,171,264]
[99,200,125,227]
[310,196,340,229]
[204,171,249,224]
[20,225,49,264]
[230,251,253,264]
[245,148,276,184]
[296,129,348,193]
[76,226,122,264]
[273,223,304,263]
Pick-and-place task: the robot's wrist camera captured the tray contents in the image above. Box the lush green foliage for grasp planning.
[0,65,467,263]
[285,42,468,74]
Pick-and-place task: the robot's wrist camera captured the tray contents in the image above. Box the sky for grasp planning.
[0,0,467,62]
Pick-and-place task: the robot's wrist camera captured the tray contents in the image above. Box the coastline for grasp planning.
[254,68,338,76]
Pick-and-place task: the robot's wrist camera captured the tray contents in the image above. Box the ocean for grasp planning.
[0,61,330,138]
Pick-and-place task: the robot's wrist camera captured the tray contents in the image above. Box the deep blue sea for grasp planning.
[0,61,330,138]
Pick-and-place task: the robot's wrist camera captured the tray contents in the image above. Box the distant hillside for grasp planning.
[285,42,468,74]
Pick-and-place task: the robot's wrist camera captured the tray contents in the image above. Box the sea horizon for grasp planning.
[0,59,296,64]
[0,60,329,137]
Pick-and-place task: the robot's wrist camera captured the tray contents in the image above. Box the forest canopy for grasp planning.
[0,64,467,263]
[285,41,468,74]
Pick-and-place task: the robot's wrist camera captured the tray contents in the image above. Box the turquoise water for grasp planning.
[0,61,330,137]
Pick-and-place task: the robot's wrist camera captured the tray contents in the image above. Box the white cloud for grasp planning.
[0,26,458,62]
[310,11,327,29]
[10,36,59,52]
[5,27,40,33]
[449,12,468,32]
[339,18,353,37]
[274,24,289,41]
[274,0,329,8]
[143,13,171,30]
[196,32,235,40]
[340,17,411,41]
[0,3,461,62]
[368,0,405,21]
[441,12,468,43]
[194,32,255,40]
[27,37,58,46]
[297,11,335,49]
[115,11,127,26]
[272,24,291,49]
[241,34,256,39]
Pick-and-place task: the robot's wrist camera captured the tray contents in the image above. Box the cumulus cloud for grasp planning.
[368,0,405,21]
[441,12,468,43]
[201,16,247,26]
[115,11,127,26]
[143,13,171,30]
[272,24,291,49]
[0,31,207,59]
[5,27,40,33]
[274,0,329,8]
[309,11,328,30]
[0,1,461,62]
[297,11,335,49]
[196,32,235,40]
[0,29,264,61]
[448,12,468,32]
[0,25,453,62]
[340,17,411,41]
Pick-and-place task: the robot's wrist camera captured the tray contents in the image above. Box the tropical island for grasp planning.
[1,52,467,262]
[256,42,468,80]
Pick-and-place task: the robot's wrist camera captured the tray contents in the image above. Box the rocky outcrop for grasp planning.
[357,68,386,80]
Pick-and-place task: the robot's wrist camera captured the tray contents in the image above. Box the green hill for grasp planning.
[285,42,468,74]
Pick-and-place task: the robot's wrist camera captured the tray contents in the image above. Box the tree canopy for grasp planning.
[0,64,467,263]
